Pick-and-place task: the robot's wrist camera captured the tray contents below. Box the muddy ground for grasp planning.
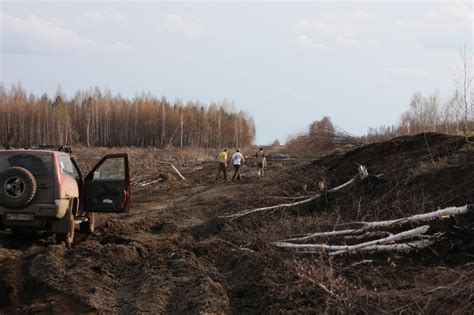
[0,133,473,314]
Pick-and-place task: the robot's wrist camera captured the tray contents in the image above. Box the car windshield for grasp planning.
[0,153,52,176]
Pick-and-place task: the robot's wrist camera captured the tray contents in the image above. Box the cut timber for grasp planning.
[275,225,430,255]
[318,180,327,192]
[219,193,321,219]
[358,164,368,179]
[138,175,167,187]
[329,225,430,256]
[276,204,472,257]
[285,205,470,242]
[219,176,356,219]
[170,164,185,180]
[297,240,434,255]
[143,160,185,180]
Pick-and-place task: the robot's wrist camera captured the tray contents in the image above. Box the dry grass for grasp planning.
[72,146,215,184]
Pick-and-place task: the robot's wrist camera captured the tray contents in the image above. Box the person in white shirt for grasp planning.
[231,148,245,180]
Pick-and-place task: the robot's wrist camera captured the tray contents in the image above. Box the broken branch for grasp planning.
[219,176,356,219]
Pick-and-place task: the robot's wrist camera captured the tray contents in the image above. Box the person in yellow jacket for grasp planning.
[216,149,228,180]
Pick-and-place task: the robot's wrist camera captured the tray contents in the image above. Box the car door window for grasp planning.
[93,158,125,180]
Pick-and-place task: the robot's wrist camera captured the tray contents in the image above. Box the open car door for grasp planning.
[84,154,130,213]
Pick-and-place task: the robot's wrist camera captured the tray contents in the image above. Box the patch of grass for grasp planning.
[410,156,451,177]
[271,162,284,169]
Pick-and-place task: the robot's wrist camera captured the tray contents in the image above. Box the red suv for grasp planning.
[0,146,130,246]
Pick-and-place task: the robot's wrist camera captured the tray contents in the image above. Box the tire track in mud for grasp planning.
[0,166,265,314]
[94,184,236,313]
[0,235,94,314]
[20,185,232,313]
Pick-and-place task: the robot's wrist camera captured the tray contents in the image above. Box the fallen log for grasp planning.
[170,164,185,180]
[138,174,167,187]
[275,225,430,255]
[297,240,435,255]
[152,160,186,180]
[329,225,430,256]
[276,205,473,256]
[285,205,470,242]
[219,177,356,219]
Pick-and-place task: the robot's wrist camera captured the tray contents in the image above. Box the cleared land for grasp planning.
[0,133,473,314]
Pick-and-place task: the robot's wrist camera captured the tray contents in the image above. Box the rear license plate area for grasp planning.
[6,213,35,221]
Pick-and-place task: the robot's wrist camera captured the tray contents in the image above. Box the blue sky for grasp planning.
[1,1,472,144]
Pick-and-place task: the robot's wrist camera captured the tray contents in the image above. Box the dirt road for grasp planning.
[1,134,473,314]
[0,157,280,314]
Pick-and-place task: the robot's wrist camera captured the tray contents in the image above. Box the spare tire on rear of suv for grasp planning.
[0,167,37,209]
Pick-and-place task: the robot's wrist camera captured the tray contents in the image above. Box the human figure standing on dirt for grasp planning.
[231,148,245,181]
[216,148,228,180]
[255,147,267,180]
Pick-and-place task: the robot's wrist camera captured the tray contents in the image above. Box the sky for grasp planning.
[1,0,472,144]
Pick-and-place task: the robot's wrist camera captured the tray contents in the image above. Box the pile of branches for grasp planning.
[286,126,366,158]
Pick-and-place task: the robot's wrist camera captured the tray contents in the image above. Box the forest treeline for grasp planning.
[366,90,473,142]
[368,48,473,141]
[0,84,255,148]
[287,50,473,156]
[286,90,473,157]
[287,89,473,157]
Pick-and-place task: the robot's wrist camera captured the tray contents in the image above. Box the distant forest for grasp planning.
[286,90,473,157]
[0,84,255,148]
[287,50,473,157]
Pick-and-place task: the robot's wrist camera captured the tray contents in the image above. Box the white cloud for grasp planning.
[398,2,472,31]
[431,2,473,23]
[295,9,373,50]
[296,20,332,32]
[350,9,373,20]
[296,34,313,47]
[336,36,360,47]
[396,2,472,49]
[111,41,132,51]
[388,67,429,79]
[296,34,331,50]
[83,10,104,22]
[82,8,128,25]
[165,14,206,37]
[1,13,96,54]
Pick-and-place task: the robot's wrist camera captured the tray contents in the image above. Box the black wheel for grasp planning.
[0,167,37,209]
[56,212,75,247]
[79,213,95,233]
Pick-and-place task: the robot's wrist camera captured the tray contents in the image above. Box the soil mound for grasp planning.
[216,133,474,313]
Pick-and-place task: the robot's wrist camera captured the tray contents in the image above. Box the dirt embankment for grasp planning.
[0,133,473,314]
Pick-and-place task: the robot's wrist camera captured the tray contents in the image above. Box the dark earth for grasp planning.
[0,133,473,314]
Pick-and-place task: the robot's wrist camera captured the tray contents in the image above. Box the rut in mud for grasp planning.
[0,153,270,314]
[0,133,473,314]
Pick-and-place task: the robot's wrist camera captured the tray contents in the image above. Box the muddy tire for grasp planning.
[79,213,95,233]
[0,167,37,209]
[56,212,75,247]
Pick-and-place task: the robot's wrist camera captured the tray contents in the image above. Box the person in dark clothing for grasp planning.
[255,147,266,180]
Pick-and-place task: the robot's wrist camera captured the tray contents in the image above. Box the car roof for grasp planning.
[0,149,62,155]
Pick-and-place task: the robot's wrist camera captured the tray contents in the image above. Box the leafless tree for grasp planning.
[456,44,473,140]
[0,85,256,148]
